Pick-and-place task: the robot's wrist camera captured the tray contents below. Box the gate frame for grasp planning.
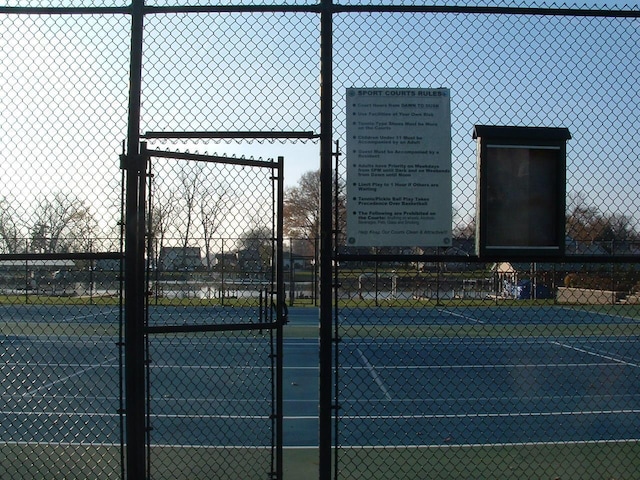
[122,141,285,479]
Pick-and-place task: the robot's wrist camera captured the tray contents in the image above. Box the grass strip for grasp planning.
[3,442,638,479]
[339,323,640,339]
[334,441,640,480]
[1,443,122,480]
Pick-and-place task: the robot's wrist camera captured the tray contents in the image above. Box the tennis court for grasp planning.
[2,304,639,449]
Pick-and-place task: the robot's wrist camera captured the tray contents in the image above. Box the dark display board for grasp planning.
[474,126,571,258]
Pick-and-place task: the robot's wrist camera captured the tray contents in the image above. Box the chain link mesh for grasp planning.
[1,10,128,480]
[142,12,319,136]
[1,1,639,478]
[333,7,640,480]
[142,154,281,479]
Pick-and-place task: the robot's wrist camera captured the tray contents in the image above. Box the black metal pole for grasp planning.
[319,0,334,478]
[24,258,29,304]
[289,241,294,306]
[375,260,379,307]
[332,141,341,479]
[315,236,319,306]
[124,0,147,478]
[276,156,285,479]
[221,241,225,305]
[123,152,147,480]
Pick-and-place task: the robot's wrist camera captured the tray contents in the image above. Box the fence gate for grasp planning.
[122,143,285,480]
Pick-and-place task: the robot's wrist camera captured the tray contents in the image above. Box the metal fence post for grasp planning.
[124,0,147,478]
[319,0,334,478]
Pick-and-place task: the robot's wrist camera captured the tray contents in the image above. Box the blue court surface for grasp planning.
[1,304,639,448]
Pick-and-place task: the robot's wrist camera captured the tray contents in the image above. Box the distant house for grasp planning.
[0,259,75,270]
[95,258,121,271]
[283,251,311,270]
[237,248,265,272]
[0,259,76,290]
[563,237,630,272]
[160,247,203,271]
[214,252,238,270]
[565,237,610,256]
[610,242,640,256]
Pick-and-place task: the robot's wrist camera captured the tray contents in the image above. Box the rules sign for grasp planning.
[346,88,452,247]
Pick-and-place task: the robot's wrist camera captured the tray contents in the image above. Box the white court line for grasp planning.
[0,410,312,421]
[1,337,115,345]
[24,306,122,323]
[3,362,316,370]
[344,362,621,370]
[155,398,317,404]
[339,393,640,404]
[61,308,120,321]
[5,409,640,421]
[2,439,639,450]
[4,362,119,368]
[145,365,318,370]
[551,341,640,368]
[338,409,640,420]
[0,441,319,450]
[1,395,318,405]
[356,348,392,401]
[149,414,318,420]
[22,356,118,398]
[436,308,484,324]
[308,439,640,449]
[2,410,120,418]
[1,440,123,448]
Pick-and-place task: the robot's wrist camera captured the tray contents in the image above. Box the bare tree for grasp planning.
[452,214,476,240]
[149,185,179,269]
[199,184,229,271]
[566,192,601,242]
[284,170,320,241]
[0,197,21,254]
[29,192,95,253]
[176,163,203,268]
[566,192,638,248]
[283,169,346,249]
[605,213,639,242]
[237,225,272,275]
[72,204,99,253]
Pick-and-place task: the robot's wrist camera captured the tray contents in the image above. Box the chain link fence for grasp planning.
[141,154,283,480]
[0,7,128,480]
[2,0,639,479]
[332,5,640,480]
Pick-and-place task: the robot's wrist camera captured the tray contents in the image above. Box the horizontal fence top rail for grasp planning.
[145,148,282,168]
[0,252,123,261]
[142,130,319,139]
[336,253,640,263]
[2,1,640,16]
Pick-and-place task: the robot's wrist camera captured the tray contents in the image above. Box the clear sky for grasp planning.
[332,6,639,229]
[1,1,639,241]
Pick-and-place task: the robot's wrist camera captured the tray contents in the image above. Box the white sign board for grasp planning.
[346,88,452,247]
